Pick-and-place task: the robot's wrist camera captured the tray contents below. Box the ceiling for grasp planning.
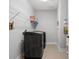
[28,0,58,10]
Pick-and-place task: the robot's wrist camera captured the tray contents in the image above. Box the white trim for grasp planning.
[46,42,57,45]
[16,55,21,59]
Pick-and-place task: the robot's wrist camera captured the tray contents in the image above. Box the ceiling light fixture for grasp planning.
[41,0,48,2]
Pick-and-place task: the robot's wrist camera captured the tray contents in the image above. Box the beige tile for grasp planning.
[42,45,68,59]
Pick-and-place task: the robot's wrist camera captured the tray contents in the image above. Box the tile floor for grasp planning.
[42,45,68,59]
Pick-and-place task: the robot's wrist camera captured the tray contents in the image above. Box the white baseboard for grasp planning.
[46,42,66,53]
[46,42,57,45]
[16,55,21,59]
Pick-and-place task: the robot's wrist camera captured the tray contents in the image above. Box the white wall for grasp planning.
[9,0,34,59]
[35,10,58,44]
[58,0,68,49]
